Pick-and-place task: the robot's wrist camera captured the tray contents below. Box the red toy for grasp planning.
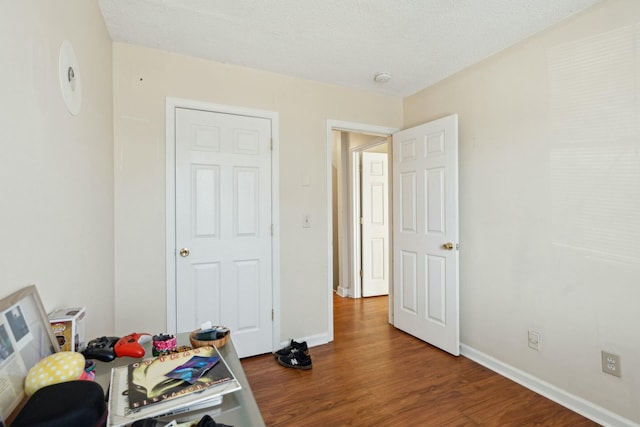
[114,332,151,358]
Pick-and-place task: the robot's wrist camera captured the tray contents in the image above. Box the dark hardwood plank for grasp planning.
[242,294,600,426]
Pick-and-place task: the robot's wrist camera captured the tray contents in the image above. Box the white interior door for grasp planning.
[175,107,273,358]
[361,151,389,297]
[392,114,459,356]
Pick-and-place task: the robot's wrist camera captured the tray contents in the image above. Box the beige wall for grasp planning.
[112,43,403,338]
[405,0,640,422]
[0,1,114,339]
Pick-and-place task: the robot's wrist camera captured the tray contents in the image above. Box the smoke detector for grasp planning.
[373,72,392,83]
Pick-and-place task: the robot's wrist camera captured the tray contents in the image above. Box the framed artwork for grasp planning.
[0,285,60,421]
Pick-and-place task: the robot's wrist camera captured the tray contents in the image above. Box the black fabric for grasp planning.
[196,415,232,427]
[131,419,159,427]
[131,415,232,427]
[12,380,106,427]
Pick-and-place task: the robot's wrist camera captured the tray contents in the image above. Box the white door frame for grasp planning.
[350,139,389,299]
[166,97,281,352]
[326,120,398,341]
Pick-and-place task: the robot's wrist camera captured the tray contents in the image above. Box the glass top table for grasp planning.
[94,333,265,426]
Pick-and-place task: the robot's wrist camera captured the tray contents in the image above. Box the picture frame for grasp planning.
[0,285,60,422]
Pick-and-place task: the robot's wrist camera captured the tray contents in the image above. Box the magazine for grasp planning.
[107,346,241,427]
[127,346,232,409]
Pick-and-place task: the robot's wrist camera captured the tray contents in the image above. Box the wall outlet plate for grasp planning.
[528,330,540,351]
[601,351,621,377]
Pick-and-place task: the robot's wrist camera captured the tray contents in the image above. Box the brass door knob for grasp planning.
[179,248,190,257]
[442,242,454,250]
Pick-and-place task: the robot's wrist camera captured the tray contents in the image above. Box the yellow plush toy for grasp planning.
[25,351,86,396]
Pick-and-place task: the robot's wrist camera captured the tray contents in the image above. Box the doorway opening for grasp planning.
[334,132,390,298]
[326,120,398,342]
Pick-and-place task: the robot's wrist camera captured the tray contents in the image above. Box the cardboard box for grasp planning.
[48,307,86,352]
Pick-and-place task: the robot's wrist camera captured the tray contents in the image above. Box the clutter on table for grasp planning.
[25,351,91,396]
[190,321,230,349]
[153,333,178,356]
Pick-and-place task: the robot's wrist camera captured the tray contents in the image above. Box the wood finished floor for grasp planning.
[241,294,600,426]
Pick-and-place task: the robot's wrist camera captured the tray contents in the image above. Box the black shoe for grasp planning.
[278,350,312,370]
[274,339,308,357]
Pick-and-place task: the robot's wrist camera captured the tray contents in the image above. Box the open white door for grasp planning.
[361,151,389,297]
[392,114,459,356]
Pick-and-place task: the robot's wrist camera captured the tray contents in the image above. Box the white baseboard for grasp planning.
[336,286,349,297]
[277,332,330,352]
[460,344,638,427]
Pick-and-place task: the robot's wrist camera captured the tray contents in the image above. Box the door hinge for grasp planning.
[271,224,274,236]
[360,217,364,225]
[270,139,273,151]
[272,309,274,321]
[360,270,363,277]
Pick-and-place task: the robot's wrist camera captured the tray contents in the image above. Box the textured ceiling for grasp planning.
[98,0,602,97]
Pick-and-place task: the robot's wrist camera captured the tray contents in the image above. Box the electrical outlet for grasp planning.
[528,330,541,351]
[601,351,621,377]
